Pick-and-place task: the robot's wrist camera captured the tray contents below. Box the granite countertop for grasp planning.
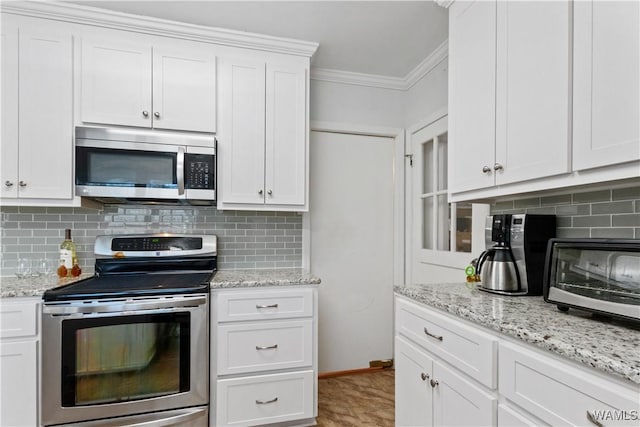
[211,269,320,289]
[395,282,640,385]
[1,269,320,298]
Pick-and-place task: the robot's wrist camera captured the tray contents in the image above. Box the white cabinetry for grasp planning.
[1,16,73,201]
[395,298,498,427]
[573,0,640,170]
[80,36,216,133]
[218,56,308,211]
[449,0,570,195]
[0,297,40,427]
[212,287,317,426]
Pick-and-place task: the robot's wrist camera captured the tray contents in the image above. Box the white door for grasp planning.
[81,38,152,128]
[1,21,19,198]
[218,58,266,205]
[265,63,306,207]
[395,337,433,427]
[448,0,496,193]
[0,340,38,426]
[573,0,640,170]
[310,130,395,372]
[495,0,571,185]
[18,26,73,199]
[152,45,216,132]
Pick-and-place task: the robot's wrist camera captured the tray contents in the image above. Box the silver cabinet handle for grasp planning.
[4,180,13,187]
[420,372,429,381]
[424,327,443,341]
[256,344,278,350]
[18,181,27,187]
[154,112,160,118]
[256,303,278,309]
[142,110,149,117]
[586,411,603,427]
[482,166,492,173]
[267,190,273,195]
[494,163,504,171]
[430,379,439,388]
[258,189,263,195]
[256,397,278,405]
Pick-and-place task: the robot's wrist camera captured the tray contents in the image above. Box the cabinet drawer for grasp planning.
[499,341,639,426]
[216,370,314,427]
[0,299,39,339]
[216,288,313,322]
[217,319,312,375]
[395,296,497,389]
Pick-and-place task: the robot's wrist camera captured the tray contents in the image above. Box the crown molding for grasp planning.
[311,39,448,91]
[435,0,455,9]
[1,1,319,57]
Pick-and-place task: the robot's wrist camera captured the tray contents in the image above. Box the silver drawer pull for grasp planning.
[256,344,278,350]
[423,327,443,342]
[586,411,603,427]
[256,303,278,309]
[256,397,278,405]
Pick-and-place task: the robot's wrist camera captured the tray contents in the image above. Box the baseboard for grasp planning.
[318,366,387,379]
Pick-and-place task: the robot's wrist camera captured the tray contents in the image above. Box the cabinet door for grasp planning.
[152,45,216,132]
[432,362,497,427]
[81,38,152,128]
[573,1,640,170]
[395,337,433,427]
[219,57,266,205]
[448,0,496,193]
[494,1,571,185]
[0,340,38,426]
[265,63,307,206]
[18,26,73,199]
[1,21,19,198]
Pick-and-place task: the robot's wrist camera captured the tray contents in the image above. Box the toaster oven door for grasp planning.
[545,241,640,321]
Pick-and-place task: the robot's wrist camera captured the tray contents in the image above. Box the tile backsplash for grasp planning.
[490,186,640,239]
[0,205,302,277]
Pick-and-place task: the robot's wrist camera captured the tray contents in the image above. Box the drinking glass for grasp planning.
[15,258,32,279]
[36,258,55,278]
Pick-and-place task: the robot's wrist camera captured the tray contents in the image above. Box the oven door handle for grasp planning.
[43,295,207,315]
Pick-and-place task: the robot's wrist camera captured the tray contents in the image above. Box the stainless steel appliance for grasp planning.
[75,126,216,205]
[42,234,217,427]
[477,214,556,295]
[544,238,640,321]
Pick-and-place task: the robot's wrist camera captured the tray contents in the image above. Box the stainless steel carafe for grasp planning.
[476,246,521,292]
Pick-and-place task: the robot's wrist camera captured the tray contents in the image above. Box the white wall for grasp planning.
[310,79,405,127]
[404,58,448,127]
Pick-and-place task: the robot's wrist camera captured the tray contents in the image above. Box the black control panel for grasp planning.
[185,153,214,190]
[111,236,203,252]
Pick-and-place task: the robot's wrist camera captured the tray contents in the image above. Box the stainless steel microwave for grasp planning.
[543,238,640,321]
[75,126,216,205]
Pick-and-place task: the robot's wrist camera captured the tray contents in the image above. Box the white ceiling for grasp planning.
[68,1,449,78]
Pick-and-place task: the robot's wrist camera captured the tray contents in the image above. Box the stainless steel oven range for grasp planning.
[42,234,217,427]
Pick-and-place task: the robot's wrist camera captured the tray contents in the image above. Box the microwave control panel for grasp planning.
[185,153,214,190]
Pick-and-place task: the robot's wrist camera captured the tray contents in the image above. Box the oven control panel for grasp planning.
[94,234,217,257]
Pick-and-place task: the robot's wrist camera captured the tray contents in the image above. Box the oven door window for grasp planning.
[61,312,190,406]
[76,147,177,189]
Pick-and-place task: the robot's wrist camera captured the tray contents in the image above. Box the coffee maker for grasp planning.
[476,214,556,295]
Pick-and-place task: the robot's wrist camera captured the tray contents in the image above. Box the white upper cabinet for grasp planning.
[218,55,309,211]
[448,0,496,193]
[1,17,73,201]
[573,0,640,170]
[80,36,216,133]
[449,0,571,195]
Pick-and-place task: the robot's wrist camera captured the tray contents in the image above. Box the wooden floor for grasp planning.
[316,369,395,426]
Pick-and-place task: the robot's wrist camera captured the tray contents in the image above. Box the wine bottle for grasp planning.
[58,229,78,277]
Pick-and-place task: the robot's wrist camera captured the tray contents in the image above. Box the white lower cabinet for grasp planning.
[0,297,40,427]
[395,295,640,427]
[212,287,317,427]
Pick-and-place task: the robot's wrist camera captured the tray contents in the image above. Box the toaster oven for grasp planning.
[543,238,640,321]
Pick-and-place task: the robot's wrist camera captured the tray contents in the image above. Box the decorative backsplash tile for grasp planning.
[490,186,640,239]
[0,205,302,276]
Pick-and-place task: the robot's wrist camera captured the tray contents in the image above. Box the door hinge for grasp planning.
[405,154,413,167]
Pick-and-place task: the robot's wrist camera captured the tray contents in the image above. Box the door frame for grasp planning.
[304,121,406,286]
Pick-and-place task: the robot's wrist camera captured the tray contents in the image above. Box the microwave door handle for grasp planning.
[177,147,185,195]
